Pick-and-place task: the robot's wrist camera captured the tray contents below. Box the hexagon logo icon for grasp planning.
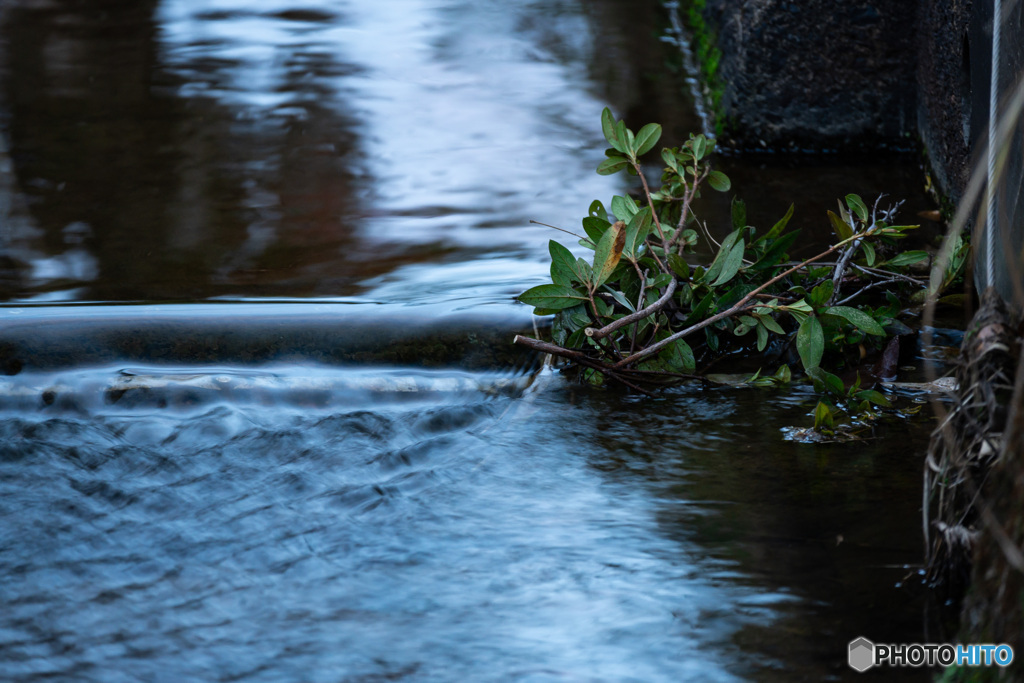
[848,637,875,672]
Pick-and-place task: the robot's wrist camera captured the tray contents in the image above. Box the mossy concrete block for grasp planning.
[699,0,918,150]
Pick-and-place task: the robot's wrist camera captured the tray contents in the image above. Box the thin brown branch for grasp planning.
[512,335,654,394]
[513,335,588,361]
[835,277,917,306]
[585,278,677,340]
[673,166,709,254]
[851,263,927,284]
[613,230,872,368]
[632,160,668,252]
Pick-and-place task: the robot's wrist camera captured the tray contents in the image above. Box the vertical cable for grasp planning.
[985,0,1001,290]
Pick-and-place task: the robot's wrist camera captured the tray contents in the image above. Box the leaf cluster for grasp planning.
[516,109,956,397]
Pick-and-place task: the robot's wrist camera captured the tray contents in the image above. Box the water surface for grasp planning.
[0,1,941,680]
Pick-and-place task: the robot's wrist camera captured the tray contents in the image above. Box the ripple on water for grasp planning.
[0,368,780,681]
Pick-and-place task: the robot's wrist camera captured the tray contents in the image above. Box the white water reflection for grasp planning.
[155,0,625,305]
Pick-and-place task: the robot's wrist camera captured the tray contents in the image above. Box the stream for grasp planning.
[0,1,943,680]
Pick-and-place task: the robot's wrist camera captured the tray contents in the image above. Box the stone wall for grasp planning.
[696,0,1022,301]
[916,0,973,203]
[702,0,918,151]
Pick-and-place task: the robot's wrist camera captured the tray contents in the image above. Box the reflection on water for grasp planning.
[0,0,643,304]
[0,0,934,306]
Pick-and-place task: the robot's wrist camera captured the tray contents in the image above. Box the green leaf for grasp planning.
[601,108,624,153]
[782,298,813,314]
[711,236,745,286]
[582,216,611,244]
[575,258,593,284]
[828,210,853,241]
[549,240,577,285]
[854,389,892,408]
[661,337,696,372]
[623,208,653,259]
[820,306,886,336]
[648,272,673,288]
[762,204,794,241]
[883,250,929,267]
[808,280,834,307]
[692,135,707,161]
[757,313,785,335]
[610,195,639,222]
[705,228,743,283]
[520,284,588,311]
[731,197,746,230]
[814,400,835,431]
[861,241,876,266]
[751,230,800,271]
[597,156,630,175]
[633,123,662,156]
[756,322,768,351]
[808,367,845,397]
[591,221,625,288]
[668,254,690,279]
[661,148,678,171]
[705,327,719,352]
[615,120,629,153]
[686,290,715,324]
[565,327,587,349]
[796,315,824,371]
[773,365,791,383]
[562,304,592,331]
[589,200,608,222]
[606,287,635,312]
[717,283,756,310]
[846,194,869,222]
[708,170,731,192]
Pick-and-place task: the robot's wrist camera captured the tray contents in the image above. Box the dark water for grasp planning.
[0,0,945,680]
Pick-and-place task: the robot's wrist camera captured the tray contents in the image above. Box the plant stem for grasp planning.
[613,232,870,368]
[511,335,654,395]
[632,160,669,252]
[585,278,677,340]
[835,277,913,306]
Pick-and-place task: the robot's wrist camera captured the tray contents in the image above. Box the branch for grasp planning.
[633,160,669,252]
[672,166,709,254]
[829,216,861,305]
[613,230,873,368]
[585,277,677,340]
[834,276,916,306]
[850,263,926,285]
[512,335,588,361]
[511,335,654,395]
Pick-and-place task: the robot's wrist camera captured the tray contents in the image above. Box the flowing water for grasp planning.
[0,0,947,680]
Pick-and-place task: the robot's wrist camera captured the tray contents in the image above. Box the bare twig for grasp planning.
[613,230,874,368]
[835,277,915,306]
[829,214,860,305]
[850,263,926,285]
[633,161,669,251]
[585,278,677,340]
[513,335,588,361]
[631,264,648,353]
[529,220,586,241]
[672,166,709,254]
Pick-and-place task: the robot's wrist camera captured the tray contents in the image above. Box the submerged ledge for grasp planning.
[0,302,538,373]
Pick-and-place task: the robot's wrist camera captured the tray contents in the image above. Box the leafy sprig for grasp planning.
[515,109,958,400]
